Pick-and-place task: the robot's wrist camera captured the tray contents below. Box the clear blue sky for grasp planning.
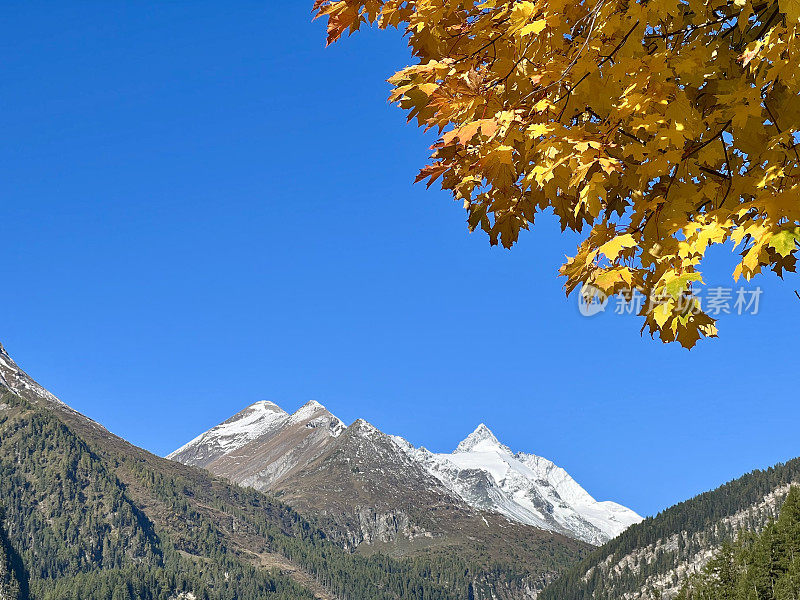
[1,1,798,518]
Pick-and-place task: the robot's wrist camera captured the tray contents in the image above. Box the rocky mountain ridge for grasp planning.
[169,400,642,546]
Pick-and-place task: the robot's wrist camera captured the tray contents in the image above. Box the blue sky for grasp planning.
[1,1,798,518]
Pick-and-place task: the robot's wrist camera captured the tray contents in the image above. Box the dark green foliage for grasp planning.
[0,506,24,600]
[541,458,800,600]
[677,486,800,600]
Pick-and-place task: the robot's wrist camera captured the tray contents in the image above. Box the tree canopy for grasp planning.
[314,0,800,347]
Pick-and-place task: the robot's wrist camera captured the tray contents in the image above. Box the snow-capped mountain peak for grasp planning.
[167,400,289,467]
[253,400,284,410]
[455,423,512,455]
[289,400,330,422]
[394,426,643,545]
[288,400,346,437]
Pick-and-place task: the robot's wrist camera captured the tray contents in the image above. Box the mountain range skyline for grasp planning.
[4,332,797,522]
[0,342,595,599]
[168,397,641,545]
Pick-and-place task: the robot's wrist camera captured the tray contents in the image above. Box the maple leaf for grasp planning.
[767,228,800,258]
[442,119,499,146]
[598,234,637,261]
[415,162,451,188]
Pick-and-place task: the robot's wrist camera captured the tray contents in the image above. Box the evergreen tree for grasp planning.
[543,464,800,600]
[677,487,800,600]
[0,506,23,600]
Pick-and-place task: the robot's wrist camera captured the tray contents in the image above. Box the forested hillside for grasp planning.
[0,391,320,600]
[677,486,800,600]
[540,458,800,600]
[0,342,587,600]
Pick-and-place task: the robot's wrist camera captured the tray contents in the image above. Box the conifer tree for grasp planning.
[678,486,800,600]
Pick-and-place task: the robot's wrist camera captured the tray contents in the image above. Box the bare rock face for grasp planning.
[348,507,416,546]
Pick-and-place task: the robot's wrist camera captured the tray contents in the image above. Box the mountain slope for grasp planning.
[271,418,471,547]
[167,400,291,468]
[676,486,800,600]
[540,457,800,600]
[0,343,587,600]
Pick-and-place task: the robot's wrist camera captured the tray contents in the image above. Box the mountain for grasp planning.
[0,343,588,600]
[170,401,640,546]
[398,423,642,545]
[168,400,293,468]
[540,456,800,600]
[169,399,592,598]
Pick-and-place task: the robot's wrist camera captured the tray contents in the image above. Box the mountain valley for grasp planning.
[3,341,799,600]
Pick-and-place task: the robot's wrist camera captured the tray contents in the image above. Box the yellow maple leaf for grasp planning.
[521,19,547,36]
[598,234,637,261]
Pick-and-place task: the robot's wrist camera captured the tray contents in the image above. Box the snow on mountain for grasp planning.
[169,403,640,546]
[454,423,511,454]
[515,452,642,540]
[0,342,67,408]
[287,399,346,437]
[167,400,289,467]
[395,424,642,545]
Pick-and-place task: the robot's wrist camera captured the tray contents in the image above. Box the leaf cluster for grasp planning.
[315,0,800,346]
